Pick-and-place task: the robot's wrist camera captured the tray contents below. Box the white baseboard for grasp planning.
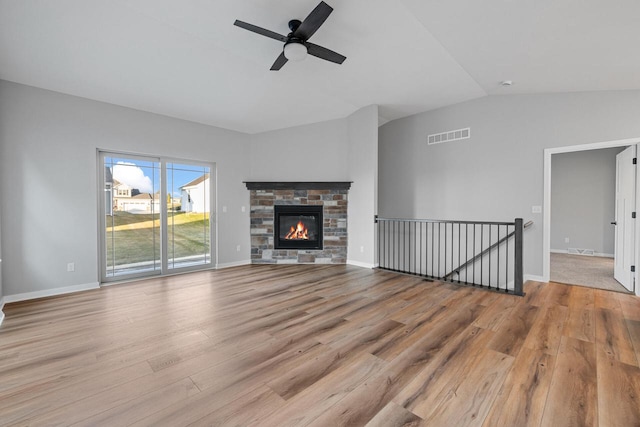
[525,274,547,283]
[3,282,100,304]
[347,260,376,269]
[551,249,614,258]
[216,260,252,269]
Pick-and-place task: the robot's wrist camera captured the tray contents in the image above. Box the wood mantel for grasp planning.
[244,182,352,190]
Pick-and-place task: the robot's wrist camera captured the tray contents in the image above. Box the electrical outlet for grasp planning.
[564,237,570,243]
[236,245,241,252]
[222,206,228,213]
[360,246,364,253]
[241,206,246,212]
[531,205,542,213]
[67,262,75,272]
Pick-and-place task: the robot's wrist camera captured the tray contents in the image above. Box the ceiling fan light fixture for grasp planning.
[283,42,307,61]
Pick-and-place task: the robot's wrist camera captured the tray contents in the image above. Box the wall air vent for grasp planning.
[427,127,470,145]
[567,248,595,256]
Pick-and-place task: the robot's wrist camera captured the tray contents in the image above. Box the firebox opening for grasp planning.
[274,205,323,250]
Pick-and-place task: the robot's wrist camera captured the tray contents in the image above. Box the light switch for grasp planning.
[222,206,227,213]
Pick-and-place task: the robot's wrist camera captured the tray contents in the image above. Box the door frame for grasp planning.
[543,137,640,296]
[97,149,217,284]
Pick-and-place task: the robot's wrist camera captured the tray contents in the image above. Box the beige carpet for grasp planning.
[550,252,631,293]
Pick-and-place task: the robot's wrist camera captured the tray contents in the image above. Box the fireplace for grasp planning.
[245,181,350,264]
[274,205,323,250]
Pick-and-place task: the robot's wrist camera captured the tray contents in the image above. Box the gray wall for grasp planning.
[248,118,349,181]
[346,105,378,266]
[0,80,251,297]
[379,91,640,278]
[551,148,623,256]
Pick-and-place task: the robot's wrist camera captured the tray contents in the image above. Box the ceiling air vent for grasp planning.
[427,127,470,145]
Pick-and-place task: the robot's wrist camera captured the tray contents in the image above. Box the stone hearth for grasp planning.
[245,182,351,264]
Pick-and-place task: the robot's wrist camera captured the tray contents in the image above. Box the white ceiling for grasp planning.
[1,0,639,134]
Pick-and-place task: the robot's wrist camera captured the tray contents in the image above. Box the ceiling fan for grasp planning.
[234,1,346,71]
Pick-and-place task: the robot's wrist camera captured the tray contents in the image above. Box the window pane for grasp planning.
[104,156,161,277]
[167,163,211,269]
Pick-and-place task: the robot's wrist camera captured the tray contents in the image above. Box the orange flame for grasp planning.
[285,221,309,240]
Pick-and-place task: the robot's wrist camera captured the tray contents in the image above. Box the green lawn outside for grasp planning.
[106,212,210,268]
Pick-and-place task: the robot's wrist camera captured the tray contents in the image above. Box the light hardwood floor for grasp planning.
[0,264,639,426]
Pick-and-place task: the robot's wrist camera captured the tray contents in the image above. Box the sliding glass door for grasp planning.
[100,152,214,282]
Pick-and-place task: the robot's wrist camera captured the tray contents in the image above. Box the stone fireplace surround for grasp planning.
[245,182,351,264]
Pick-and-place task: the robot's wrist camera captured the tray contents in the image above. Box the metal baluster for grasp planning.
[419,222,423,276]
[473,224,476,285]
[488,224,492,289]
[414,222,418,275]
[457,223,461,283]
[431,222,434,279]
[480,224,484,287]
[438,222,441,278]
[465,223,468,284]
[505,224,509,292]
[392,221,395,271]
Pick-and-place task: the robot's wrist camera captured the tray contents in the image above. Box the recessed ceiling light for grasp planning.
[501,80,513,87]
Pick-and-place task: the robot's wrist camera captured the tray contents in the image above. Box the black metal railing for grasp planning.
[376,217,531,296]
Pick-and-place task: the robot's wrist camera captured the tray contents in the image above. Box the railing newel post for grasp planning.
[514,218,524,296]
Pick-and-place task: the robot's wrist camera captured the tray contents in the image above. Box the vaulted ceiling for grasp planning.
[1,0,638,134]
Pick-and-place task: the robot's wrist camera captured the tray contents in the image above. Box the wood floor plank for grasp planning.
[187,385,286,427]
[364,401,424,427]
[523,303,568,355]
[522,281,547,307]
[71,377,200,427]
[372,303,480,362]
[0,264,637,426]
[487,301,539,356]
[472,294,519,331]
[564,307,596,343]
[627,319,640,366]
[595,307,638,366]
[546,282,572,307]
[0,361,154,425]
[568,285,595,311]
[266,344,352,400]
[259,353,385,427]
[482,349,555,427]
[597,348,640,427]
[416,349,513,426]
[540,336,598,427]
[392,327,495,413]
[619,292,640,321]
[595,289,623,312]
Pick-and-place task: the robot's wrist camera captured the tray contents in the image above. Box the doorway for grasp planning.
[549,147,628,292]
[543,137,640,296]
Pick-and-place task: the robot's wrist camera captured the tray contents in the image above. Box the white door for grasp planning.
[614,145,636,291]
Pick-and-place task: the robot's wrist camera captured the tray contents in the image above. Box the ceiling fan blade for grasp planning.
[270,52,288,70]
[306,42,346,64]
[234,20,287,42]
[294,1,333,40]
